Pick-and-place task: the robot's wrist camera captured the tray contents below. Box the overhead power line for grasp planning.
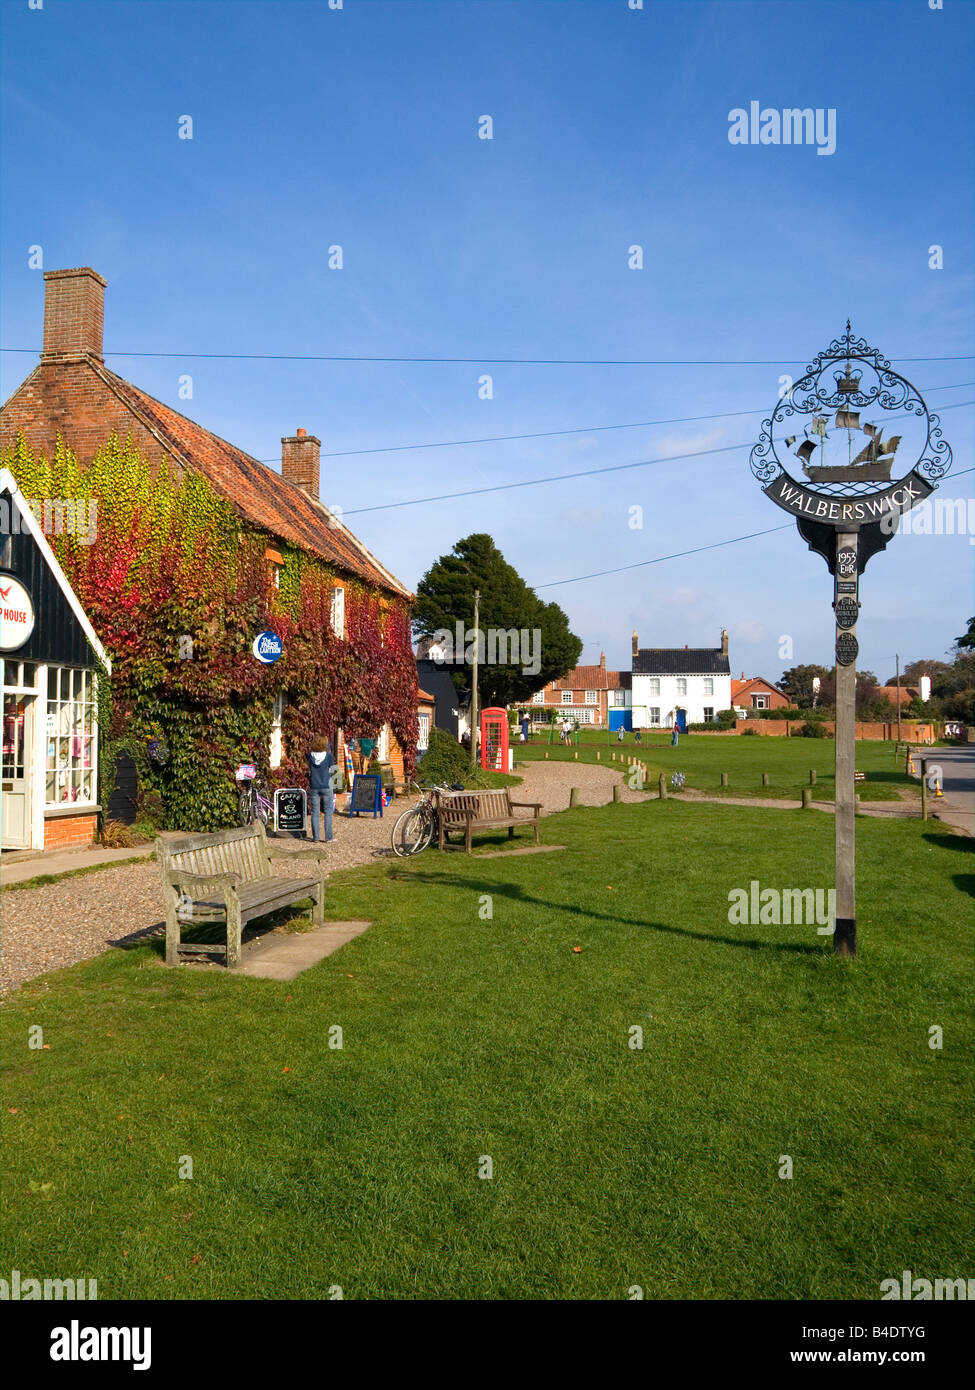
[343,399,974,515]
[1,346,972,365]
[535,464,975,590]
[272,382,973,462]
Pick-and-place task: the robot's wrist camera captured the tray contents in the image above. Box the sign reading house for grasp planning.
[0,575,36,650]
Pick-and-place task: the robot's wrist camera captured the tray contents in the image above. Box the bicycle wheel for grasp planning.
[237,787,253,826]
[391,806,432,856]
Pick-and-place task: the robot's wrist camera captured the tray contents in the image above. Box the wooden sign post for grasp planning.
[750,324,952,956]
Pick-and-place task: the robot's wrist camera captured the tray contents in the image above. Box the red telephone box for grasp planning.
[480,707,509,771]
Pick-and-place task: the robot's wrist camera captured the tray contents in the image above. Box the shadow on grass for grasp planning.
[952,874,975,899]
[922,832,975,854]
[405,871,825,955]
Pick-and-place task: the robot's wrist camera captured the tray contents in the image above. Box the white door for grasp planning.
[1,692,34,849]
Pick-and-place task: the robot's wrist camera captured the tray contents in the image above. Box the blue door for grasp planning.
[609,709,632,732]
[676,709,687,734]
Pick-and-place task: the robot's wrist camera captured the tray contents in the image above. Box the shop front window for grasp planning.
[46,666,97,806]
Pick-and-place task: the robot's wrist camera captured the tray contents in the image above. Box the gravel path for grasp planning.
[12,760,934,994]
[0,762,634,994]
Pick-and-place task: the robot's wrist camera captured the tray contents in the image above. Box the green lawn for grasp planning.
[2,799,971,1300]
[518,732,918,801]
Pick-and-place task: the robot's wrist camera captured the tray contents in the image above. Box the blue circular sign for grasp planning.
[252,630,283,664]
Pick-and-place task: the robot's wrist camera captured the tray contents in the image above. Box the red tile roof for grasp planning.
[548,665,629,691]
[92,362,411,598]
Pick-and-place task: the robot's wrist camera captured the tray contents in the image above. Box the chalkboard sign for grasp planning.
[350,773,383,818]
[274,787,307,832]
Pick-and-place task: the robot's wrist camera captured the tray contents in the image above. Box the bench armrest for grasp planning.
[165,869,242,891]
[507,801,542,813]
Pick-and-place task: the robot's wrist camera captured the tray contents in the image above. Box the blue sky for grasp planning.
[2,0,973,681]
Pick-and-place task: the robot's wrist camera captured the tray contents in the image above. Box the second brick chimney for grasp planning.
[281,428,321,499]
[42,267,107,362]
[721,627,729,657]
[632,630,639,660]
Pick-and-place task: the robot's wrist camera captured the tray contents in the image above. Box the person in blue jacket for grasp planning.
[307,736,336,842]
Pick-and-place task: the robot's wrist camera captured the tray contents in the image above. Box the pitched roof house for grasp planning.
[731,675,793,712]
[631,629,732,728]
[518,653,632,725]
[0,268,417,839]
[0,267,408,598]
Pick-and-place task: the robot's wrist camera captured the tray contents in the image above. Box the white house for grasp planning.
[630,629,732,731]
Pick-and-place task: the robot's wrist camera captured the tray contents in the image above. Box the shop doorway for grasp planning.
[2,689,35,849]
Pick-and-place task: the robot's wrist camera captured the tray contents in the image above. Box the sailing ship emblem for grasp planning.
[785,360,902,483]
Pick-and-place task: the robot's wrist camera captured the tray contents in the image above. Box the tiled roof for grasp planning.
[731,676,782,700]
[606,670,632,690]
[547,665,630,691]
[634,648,731,675]
[92,363,411,598]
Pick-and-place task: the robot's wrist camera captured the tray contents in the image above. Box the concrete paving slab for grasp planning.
[231,920,372,980]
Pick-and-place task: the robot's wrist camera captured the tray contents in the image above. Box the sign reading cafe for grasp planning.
[749,323,952,958]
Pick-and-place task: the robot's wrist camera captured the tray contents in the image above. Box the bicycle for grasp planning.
[390,780,462,857]
[237,775,273,827]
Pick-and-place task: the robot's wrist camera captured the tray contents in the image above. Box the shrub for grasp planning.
[416,727,474,785]
[797,721,830,738]
[99,819,141,848]
[741,727,760,736]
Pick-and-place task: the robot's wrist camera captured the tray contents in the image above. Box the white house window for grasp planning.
[648,678,660,696]
[752,694,769,709]
[45,666,97,806]
[611,689,625,706]
[676,678,687,696]
[330,585,345,640]
[270,692,286,769]
[703,678,714,696]
[378,724,390,762]
[585,690,598,705]
[649,707,660,726]
[418,712,431,751]
[561,690,574,705]
[703,707,714,722]
[532,691,545,705]
[576,709,594,724]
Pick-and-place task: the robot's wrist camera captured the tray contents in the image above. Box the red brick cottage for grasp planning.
[0,267,417,847]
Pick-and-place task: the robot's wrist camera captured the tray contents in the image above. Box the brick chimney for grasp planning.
[281,428,321,499]
[632,630,639,660]
[721,627,729,657]
[599,651,606,670]
[42,267,107,362]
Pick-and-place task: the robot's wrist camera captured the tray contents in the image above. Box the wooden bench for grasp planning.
[156,822,328,968]
[436,787,542,853]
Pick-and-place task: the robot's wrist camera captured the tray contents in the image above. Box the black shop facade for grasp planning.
[0,467,109,852]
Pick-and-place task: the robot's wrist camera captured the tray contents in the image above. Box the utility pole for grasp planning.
[896,653,902,744]
[471,588,480,767]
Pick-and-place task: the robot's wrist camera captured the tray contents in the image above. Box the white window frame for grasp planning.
[418,712,431,751]
[703,707,714,723]
[585,690,598,705]
[647,678,660,696]
[649,707,660,726]
[532,691,545,705]
[270,692,286,769]
[703,678,714,696]
[331,584,345,640]
[676,678,687,697]
[561,690,574,705]
[44,665,98,808]
[752,694,770,710]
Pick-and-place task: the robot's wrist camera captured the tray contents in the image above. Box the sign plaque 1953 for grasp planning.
[750,323,952,961]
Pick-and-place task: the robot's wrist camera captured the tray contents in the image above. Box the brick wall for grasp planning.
[42,267,106,362]
[0,360,175,468]
[732,719,936,741]
[43,813,98,850]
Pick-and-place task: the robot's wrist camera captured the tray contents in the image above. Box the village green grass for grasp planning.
[1,799,971,1300]
[518,733,919,802]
